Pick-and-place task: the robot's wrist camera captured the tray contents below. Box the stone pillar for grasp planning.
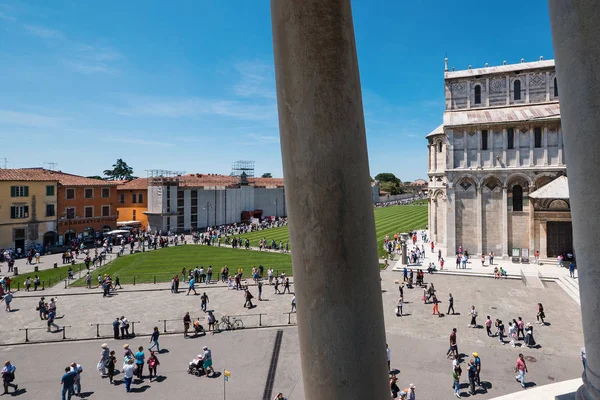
[543,126,549,166]
[477,130,482,167]
[549,2,600,399]
[528,184,536,256]
[502,128,507,166]
[515,128,521,166]
[502,186,509,258]
[529,128,534,167]
[270,1,389,399]
[476,186,483,255]
[446,186,456,256]
[464,131,468,168]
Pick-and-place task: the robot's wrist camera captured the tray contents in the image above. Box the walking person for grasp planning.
[524,323,536,348]
[61,366,76,400]
[258,279,263,300]
[432,294,440,316]
[497,319,506,344]
[200,292,209,312]
[387,344,391,371]
[122,358,135,393]
[1,292,13,312]
[283,278,291,294]
[467,359,476,395]
[187,276,197,295]
[468,305,478,327]
[446,328,458,359]
[447,293,455,315]
[291,295,296,313]
[107,351,117,384]
[274,277,281,294]
[517,317,525,340]
[183,312,191,338]
[134,346,145,380]
[508,321,517,347]
[1,361,17,395]
[47,309,60,332]
[473,352,481,387]
[536,303,546,325]
[147,351,160,381]
[569,262,576,278]
[201,346,214,376]
[70,362,83,397]
[244,288,254,308]
[207,311,216,335]
[397,296,403,317]
[514,353,528,389]
[148,327,160,352]
[452,364,461,398]
[100,343,110,376]
[485,316,493,337]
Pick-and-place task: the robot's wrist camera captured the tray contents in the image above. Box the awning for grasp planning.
[529,176,569,199]
[105,229,131,235]
[117,220,141,226]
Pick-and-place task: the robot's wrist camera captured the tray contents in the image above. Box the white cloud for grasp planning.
[233,61,276,99]
[0,109,64,128]
[24,24,64,39]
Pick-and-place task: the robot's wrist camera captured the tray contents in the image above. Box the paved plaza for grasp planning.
[0,251,584,399]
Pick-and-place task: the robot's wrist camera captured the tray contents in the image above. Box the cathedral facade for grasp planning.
[427,58,572,260]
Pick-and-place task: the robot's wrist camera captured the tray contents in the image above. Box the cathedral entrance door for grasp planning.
[546,221,573,258]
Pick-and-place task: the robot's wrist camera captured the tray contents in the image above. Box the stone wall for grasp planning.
[454,183,478,253]
[482,186,503,253]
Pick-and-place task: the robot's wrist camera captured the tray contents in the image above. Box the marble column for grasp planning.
[549,1,600,399]
[502,186,509,258]
[476,186,483,255]
[270,1,389,398]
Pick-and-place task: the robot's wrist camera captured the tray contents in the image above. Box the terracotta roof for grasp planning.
[445,59,555,79]
[410,179,427,186]
[248,177,285,188]
[117,178,149,191]
[443,102,560,127]
[173,174,284,188]
[0,168,118,186]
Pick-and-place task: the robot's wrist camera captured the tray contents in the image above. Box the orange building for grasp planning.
[116,178,148,230]
[55,173,119,243]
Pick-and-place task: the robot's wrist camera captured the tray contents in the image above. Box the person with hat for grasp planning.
[123,344,133,363]
[1,361,17,395]
[473,352,481,387]
[406,383,416,400]
[201,346,214,376]
[398,390,407,399]
[99,344,110,376]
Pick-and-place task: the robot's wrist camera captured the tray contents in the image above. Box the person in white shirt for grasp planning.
[268,269,274,285]
[508,322,517,347]
[386,344,391,371]
[70,362,83,396]
[122,358,135,392]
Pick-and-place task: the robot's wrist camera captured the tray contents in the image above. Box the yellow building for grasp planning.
[0,169,60,251]
[116,178,148,230]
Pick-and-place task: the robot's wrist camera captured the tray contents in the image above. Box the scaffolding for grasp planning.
[231,160,255,177]
[146,169,185,186]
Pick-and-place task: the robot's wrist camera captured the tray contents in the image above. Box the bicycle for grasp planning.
[218,315,244,331]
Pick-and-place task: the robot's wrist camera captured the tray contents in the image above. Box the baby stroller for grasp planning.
[187,355,206,377]
[193,320,205,336]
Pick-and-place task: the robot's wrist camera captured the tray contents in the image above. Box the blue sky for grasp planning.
[0,1,554,181]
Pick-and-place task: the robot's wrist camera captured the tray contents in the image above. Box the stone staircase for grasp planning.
[554,275,581,305]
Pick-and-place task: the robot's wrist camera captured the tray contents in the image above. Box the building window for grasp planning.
[554,77,558,97]
[138,193,143,203]
[46,204,55,217]
[132,193,137,204]
[10,186,28,197]
[66,188,75,200]
[438,142,443,153]
[84,188,93,199]
[534,127,542,148]
[474,85,481,104]
[101,188,110,198]
[514,80,522,100]
[481,130,488,151]
[10,205,29,219]
[66,207,76,219]
[102,205,110,217]
[120,193,125,204]
[84,206,94,218]
[507,128,515,149]
[513,185,523,212]
[133,210,137,220]
[46,185,55,196]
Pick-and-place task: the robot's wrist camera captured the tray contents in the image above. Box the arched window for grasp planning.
[438,141,443,153]
[554,77,558,97]
[474,85,481,104]
[514,80,521,100]
[513,185,523,212]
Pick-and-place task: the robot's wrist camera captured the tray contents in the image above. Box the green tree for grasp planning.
[103,159,136,181]
[379,181,404,195]
[374,172,401,186]
[261,172,273,178]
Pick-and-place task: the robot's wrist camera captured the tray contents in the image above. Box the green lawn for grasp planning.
[71,245,294,286]
[242,204,428,256]
[9,262,87,291]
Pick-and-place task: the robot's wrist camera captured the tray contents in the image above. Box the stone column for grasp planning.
[270,1,389,399]
[529,128,534,167]
[464,131,468,168]
[446,186,456,256]
[549,2,600,399]
[502,186,509,258]
[476,186,483,255]
[543,127,549,166]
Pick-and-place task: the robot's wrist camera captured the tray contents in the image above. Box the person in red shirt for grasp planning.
[514,353,528,388]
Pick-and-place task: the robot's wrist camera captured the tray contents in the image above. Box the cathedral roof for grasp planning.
[426,124,444,138]
[443,103,560,128]
[529,176,569,199]
[445,59,555,79]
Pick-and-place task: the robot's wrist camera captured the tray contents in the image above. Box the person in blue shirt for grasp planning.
[61,367,76,400]
[473,352,482,387]
[1,361,17,395]
[187,277,197,295]
[148,327,160,352]
[134,347,145,380]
